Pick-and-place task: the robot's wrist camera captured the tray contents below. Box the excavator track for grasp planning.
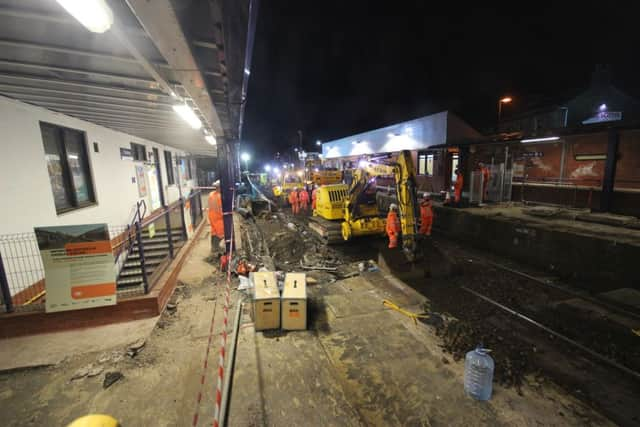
[308,216,344,244]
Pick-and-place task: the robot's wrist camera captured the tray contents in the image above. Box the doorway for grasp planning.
[153,147,166,207]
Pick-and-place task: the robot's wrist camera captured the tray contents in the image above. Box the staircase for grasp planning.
[116,228,184,291]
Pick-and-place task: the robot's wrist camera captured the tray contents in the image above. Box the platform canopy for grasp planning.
[322,111,481,159]
[0,0,253,156]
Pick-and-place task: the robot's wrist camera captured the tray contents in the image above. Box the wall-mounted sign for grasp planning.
[120,147,133,160]
[582,111,622,124]
[516,151,544,160]
[136,165,147,197]
[35,224,116,313]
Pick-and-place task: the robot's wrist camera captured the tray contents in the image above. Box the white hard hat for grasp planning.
[389,203,398,210]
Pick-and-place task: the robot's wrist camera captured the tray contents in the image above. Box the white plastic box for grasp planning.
[281,273,307,330]
[250,271,280,331]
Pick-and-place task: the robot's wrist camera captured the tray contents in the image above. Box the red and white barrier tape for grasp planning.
[213,190,236,427]
[191,301,218,426]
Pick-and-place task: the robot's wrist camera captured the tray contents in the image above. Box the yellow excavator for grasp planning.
[309,150,420,259]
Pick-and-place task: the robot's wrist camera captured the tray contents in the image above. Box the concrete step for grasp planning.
[127,249,169,260]
[124,258,164,268]
[141,234,181,244]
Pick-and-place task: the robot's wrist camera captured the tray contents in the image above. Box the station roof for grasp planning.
[321,111,481,159]
[0,0,254,156]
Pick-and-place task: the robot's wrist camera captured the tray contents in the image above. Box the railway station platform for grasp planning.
[434,203,640,296]
[227,269,612,426]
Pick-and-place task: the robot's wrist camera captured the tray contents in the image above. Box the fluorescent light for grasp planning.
[205,135,216,145]
[172,104,202,129]
[68,154,79,160]
[56,0,114,33]
[521,136,560,143]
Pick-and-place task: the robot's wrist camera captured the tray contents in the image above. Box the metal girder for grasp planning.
[0,72,172,100]
[126,0,223,136]
[192,40,220,50]
[0,82,172,107]
[0,39,170,69]
[0,6,149,38]
[30,103,178,125]
[0,58,165,87]
[0,89,173,113]
[23,97,176,118]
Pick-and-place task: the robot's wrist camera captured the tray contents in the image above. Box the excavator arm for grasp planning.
[344,150,419,257]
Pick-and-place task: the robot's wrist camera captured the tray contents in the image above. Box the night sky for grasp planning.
[242,2,640,165]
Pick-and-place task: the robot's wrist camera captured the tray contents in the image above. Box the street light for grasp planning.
[316,140,321,146]
[264,164,271,172]
[241,152,250,172]
[497,96,512,124]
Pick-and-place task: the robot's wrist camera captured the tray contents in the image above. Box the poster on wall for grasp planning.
[35,224,116,313]
[136,165,147,197]
[184,198,194,239]
[146,166,162,211]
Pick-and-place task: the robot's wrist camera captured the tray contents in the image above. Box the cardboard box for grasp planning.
[281,273,307,330]
[251,271,280,331]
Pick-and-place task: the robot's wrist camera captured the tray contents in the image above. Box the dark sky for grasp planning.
[242,2,640,165]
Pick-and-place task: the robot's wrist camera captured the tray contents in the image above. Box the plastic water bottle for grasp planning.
[464,345,494,401]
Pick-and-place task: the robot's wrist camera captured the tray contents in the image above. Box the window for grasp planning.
[418,152,434,176]
[40,122,95,213]
[164,150,175,185]
[131,142,147,161]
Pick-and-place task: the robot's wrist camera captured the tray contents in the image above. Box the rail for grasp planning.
[461,286,640,382]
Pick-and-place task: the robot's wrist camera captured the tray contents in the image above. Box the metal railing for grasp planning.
[0,190,205,314]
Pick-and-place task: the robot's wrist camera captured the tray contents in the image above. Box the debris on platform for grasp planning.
[127,339,146,358]
[70,365,92,381]
[103,371,124,389]
[87,366,104,378]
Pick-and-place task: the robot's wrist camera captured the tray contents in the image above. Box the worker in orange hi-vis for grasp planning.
[385,203,401,249]
[288,187,299,215]
[207,181,224,255]
[311,184,318,211]
[298,186,310,215]
[419,194,434,236]
[478,162,490,202]
[453,168,464,204]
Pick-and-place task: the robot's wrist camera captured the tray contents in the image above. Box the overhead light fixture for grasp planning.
[172,104,202,129]
[205,135,216,145]
[599,103,607,111]
[521,136,560,143]
[56,0,114,33]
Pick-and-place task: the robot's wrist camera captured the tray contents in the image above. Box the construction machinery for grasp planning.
[272,170,304,204]
[303,152,342,186]
[309,150,420,258]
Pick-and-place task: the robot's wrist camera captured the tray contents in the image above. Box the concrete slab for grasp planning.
[599,287,640,310]
[0,316,158,372]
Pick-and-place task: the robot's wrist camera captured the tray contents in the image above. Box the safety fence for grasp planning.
[0,190,205,314]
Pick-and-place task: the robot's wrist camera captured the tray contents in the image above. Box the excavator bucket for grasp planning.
[377,237,453,282]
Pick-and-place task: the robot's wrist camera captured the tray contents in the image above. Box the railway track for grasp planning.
[413,238,640,427]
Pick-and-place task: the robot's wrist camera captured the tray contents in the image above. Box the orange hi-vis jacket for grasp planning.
[298,189,309,206]
[208,190,224,239]
[288,190,298,206]
[311,188,318,209]
[386,210,401,248]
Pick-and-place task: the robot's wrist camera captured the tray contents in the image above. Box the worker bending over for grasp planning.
[298,186,310,214]
[386,203,401,249]
[454,168,464,204]
[288,187,299,215]
[207,181,224,255]
[419,194,434,236]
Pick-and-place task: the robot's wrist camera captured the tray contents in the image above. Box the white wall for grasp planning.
[0,96,196,235]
